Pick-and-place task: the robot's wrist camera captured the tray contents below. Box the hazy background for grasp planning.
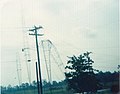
[0,0,119,86]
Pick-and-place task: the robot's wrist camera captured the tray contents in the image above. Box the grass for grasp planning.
[2,88,113,94]
[2,88,71,94]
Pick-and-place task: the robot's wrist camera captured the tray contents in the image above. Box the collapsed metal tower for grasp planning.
[41,40,65,83]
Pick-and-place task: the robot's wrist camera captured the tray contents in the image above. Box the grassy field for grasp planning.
[2,88,73,94]
[2,88,113,94]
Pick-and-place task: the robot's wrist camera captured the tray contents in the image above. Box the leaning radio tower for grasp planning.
[16,52,22,86]
[22,33,32,84]
[20,0,32,84]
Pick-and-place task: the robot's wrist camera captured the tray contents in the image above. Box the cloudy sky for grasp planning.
[0,0,119,86]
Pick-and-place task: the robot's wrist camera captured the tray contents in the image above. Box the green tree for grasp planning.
[65,52,99,94]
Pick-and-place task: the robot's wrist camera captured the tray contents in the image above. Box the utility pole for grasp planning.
[29,25,43,94]
[36,62,40,94]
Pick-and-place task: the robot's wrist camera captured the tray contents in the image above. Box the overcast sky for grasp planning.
[0,0,119,86]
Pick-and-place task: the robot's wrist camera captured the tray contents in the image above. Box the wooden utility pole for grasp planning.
[36,62,40,94]
[29,25,43,94]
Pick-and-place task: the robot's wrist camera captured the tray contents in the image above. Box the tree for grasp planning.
[52,81,58,86]
[7,85,12,91]
[96,71,119,89]
[65,52,99,94]
[32,80,37,87]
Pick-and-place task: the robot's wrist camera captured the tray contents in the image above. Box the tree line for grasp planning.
[1,52,119,94]
[1,71,119,94]
[1,80,66,94]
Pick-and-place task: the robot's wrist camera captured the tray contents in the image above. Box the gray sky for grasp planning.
[0,0,119,86]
